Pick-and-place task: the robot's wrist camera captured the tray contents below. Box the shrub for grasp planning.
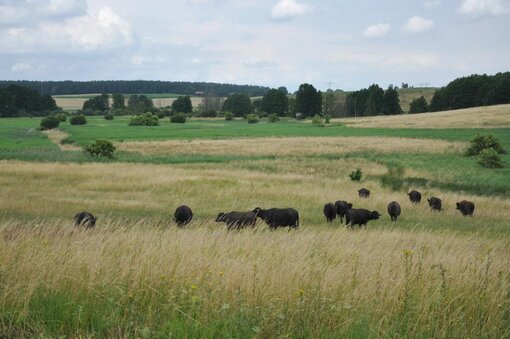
[466,132,506,156]
[247,114,259,124]
[40,116,60,130]
[53,113,67,122]
[268,114,279,123]
[60,137,75,145]
[477,148,504,168]
[129,113,159,126]
[84,139,116,159]
[311,114,323,125]
[324,114,331,124]
[156,111,166,119]
[224,112,233,121]
[104,113,114,120]
[70,114,87,125]
[349,168,363,181]
[170,113,187,123]
[200,109,217,118]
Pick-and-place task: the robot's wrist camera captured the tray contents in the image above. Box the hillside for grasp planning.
[338,103,510,129]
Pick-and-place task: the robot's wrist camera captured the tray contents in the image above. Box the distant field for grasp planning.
[0,108,509,337]
[397,87,436,113]
[53,94,205,111]
[339,103,510,129]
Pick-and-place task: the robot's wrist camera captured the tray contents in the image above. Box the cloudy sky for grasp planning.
[0,0,509,91]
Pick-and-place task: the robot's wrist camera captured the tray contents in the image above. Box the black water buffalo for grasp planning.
[345,208,380,227]
[252,207,299,229]
[174,205,193,227]
[387,201,401,222]
[334,200,353,223]
[427,197,442,211]
[407,190,422,204]
[358,188,370,198]
[215,211,257,230]
[74,211,97,229]
[323,203,336,223]
[456,200,475,216]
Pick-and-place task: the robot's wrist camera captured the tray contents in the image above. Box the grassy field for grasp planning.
[397,87,436,113]
[0,109,509,337]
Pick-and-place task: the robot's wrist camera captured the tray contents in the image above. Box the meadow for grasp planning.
[0,108,509,337]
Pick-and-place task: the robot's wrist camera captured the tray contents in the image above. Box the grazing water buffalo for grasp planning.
[427,197,442,211]
[215,211,257,230]
[387,201,401,222]
[407,190,422,204]
[174,205,193,227]
[345,208,380,227]
[323,203,337,223]
[358,188,370,198]
[252,207,299,229]
[456,200,475,216]
[334,200,353,223]
[74,211,97,229]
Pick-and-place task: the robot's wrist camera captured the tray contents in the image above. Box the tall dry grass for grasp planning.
[338,104,510,128]
[0,219,509,337]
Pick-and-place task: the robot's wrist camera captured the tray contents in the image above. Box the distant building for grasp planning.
[195,91,204,96]
[295,112,303,120]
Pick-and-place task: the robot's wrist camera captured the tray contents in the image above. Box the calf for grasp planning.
[358,188,370,198]
[334,200,353,223]
[323,203,336,223]
[387,201,401,222]
[345,208,380,228]
[216,211,257,230]
[174,205,193,227]
[74,211,97,229]
[252,207,299,229]
[407,190,422,204]
[427,197,442,211]
[456,200,475,216]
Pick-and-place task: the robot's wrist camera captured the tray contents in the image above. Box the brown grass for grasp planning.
[42,129,81,151]
[116,136,466,156]
[338,104,510,128]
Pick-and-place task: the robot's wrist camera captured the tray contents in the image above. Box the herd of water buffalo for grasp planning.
[73,188,476,230]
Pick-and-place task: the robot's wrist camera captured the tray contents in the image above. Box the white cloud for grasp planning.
[10,62,34,73]
[271,0,312,20]
[424,0,442,9]
[243,56,276,68]
[403,16,434,33]
[0,7,134,54]
[458,0,510,17]
[0,0,86,25]
[363,24,390,38]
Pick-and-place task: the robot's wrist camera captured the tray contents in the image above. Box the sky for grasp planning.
[0,0,509,91]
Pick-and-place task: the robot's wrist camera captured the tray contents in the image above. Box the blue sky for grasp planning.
[0,0,509,91]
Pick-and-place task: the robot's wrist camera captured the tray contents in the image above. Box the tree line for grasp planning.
[0,80,270,97]
[410,72,510,113]
[0,85,57,117]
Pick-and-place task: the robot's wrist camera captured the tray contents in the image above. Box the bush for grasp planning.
[129,113,159,126]
[104,113,114,120]
[53,113,67,122]
[200,109,217,118]
[349,168,363,181]
[466,132,506,156]
[84,139,116,159]
[324,114,331,124]
[170,113,187,123]
[40,116,60,130]
[311,114,323,125]
[156,111,166,119]
[268,114,279,123]
[70,114,87,125]
[224,112,233,121]
[60,137,75,145]
[477,148,504,168]
[247,114,259,124]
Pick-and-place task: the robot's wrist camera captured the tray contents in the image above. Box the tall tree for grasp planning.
[222,93,252,117]
[381,85,402,115]
[261,89,288,116]
[409,96,428,113]
[83,93,109,111]
[364,84,384,116]
[277,86,288,95]
[294,83,322,118]
[172,96,193,113]
[112,93,126,109]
